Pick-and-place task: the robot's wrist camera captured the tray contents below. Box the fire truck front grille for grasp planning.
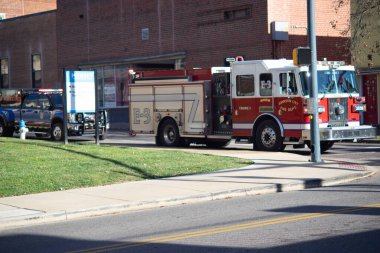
[328,98,348,127]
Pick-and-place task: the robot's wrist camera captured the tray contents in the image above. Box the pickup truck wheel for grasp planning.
[99,128,107,140]
[0,120,5,137]
[255,120,283,151]
[158,119,180,147]
[0,120,13,137]
[51,123,64,141]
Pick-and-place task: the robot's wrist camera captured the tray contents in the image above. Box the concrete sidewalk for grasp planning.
[0,149,375,230]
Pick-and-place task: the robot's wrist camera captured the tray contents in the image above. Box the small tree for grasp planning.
[332,0,380,66]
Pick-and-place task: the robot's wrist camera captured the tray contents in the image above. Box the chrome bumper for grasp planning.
[67,122,82,131]
[302,125,377,141]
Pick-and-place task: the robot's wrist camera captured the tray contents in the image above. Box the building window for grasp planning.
[32,54,42,88]
[0,13,5,20]
[142,28,149,41]
[0,58,9,88]
[93,65,129,109]
[236,75,254,96]
[224,7,251,21]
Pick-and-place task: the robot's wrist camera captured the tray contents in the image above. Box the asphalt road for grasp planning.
[0,141,379,253]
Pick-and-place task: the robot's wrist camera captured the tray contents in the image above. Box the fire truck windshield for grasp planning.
[299,70,358,96]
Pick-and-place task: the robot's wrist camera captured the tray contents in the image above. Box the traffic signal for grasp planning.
[293,47,311,66]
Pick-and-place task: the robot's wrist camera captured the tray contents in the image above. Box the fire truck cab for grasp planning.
[129,59,377,152]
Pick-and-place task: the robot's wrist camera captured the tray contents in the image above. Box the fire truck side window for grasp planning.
[279,72,297,95]
[259,73,273,96]
[236,75,254,96]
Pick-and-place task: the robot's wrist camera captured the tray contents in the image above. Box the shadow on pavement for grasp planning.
[1,229,379,253]
[267,204,380,216]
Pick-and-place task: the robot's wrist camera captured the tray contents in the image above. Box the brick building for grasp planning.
[350,0,380,128]
[0,10,58,89]
[0,0,351,129]
[0,0,56,20]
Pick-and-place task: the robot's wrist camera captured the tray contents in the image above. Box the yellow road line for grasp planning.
[68,203,380,253]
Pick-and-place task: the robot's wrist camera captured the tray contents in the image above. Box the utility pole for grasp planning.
[307,0,322,163]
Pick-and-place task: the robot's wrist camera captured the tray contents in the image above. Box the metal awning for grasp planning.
[79,52,186,69]
[357,67,380,75]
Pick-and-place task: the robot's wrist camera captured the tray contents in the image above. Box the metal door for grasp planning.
[363,75,378,125]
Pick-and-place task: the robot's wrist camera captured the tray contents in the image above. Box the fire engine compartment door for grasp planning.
[182,84,204,133]
[129,86,154,133]
[154,84,205,134]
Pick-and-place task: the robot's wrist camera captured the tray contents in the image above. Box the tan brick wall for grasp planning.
[268,0,350,62]
[0,0,56,19]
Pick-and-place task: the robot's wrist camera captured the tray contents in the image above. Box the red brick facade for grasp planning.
[57,0,350,71]
[0,0,351,128]
[0,11,58,88]
[0,0,351,89]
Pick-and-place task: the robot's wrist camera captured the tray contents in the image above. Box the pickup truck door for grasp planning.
[21,94,40,131]
[38,94,52,132]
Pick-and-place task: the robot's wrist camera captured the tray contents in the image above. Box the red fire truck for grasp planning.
[129,59,376,152]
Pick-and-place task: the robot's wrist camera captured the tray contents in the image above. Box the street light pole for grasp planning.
[307,0,322,163]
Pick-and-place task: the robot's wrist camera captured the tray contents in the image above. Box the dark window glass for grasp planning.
[0,58,9,88]
[23,94,40,108]
[224,8,251,21]
[49,93,63,107]
[236,75,254,96]
[32,54,42,88]
[39,95,50,109]
[259,73,273,96]
[279,72,297,95]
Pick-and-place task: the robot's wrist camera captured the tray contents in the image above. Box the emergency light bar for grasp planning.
[39,89,63,92]
[21,89,63,95]
[318,59,345,68]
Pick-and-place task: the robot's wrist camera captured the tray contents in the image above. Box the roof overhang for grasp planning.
[357,67,380,75]
[79,52,186,69]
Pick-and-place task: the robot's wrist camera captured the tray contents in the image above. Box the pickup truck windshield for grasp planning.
[299,70,358,96]
[49,93,63,108]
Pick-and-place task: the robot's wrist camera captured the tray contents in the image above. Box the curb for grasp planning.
[1,169,375,230]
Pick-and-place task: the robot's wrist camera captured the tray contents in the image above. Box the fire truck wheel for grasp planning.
[320,141,335,153]
[306,141,334,153]
[255,120,283,151]
[158,119,180,147]
[155,135,163,146]
[180,138,191,147]
[206,140,231,148]
[51,123,64,141]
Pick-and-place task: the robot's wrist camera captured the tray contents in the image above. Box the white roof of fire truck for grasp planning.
[231,59,296,71]
[231,59,354,72]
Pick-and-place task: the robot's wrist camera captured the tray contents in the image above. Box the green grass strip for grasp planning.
[0,138,252,197]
